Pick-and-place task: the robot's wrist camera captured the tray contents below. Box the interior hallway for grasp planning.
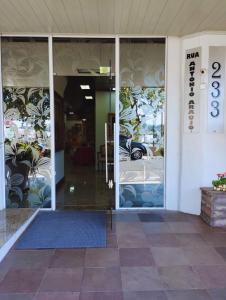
[0,211,226,299]
[56,158,114,210]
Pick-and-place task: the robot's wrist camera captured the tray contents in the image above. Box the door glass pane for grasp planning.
[1,37,51,208]
[53,38,115,210]
[119,38,165,208]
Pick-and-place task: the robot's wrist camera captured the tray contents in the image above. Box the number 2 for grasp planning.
[212,62,221,78]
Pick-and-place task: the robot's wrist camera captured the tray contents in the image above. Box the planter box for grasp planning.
[200,187,226,227]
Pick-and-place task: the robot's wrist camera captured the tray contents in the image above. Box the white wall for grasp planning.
[165,37,181,210]
[180,33,226,215]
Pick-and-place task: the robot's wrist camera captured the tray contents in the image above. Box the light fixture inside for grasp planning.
[85,96,93,100]
[80,85,90,90]
[99,66,110,74]
[112,87,115,91]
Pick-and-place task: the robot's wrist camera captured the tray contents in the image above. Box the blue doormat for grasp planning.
[15,211,106,249]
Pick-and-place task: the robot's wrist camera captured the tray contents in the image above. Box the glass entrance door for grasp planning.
[53,37,115,210]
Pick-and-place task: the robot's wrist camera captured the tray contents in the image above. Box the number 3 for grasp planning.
[210,100,220,117]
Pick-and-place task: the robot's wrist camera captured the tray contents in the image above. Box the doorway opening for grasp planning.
[53,38,115,210]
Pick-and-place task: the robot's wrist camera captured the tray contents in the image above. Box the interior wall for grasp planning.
[95,91,115,166]
[180,33,226,215]
[54,76,67,98]
[54,76,67,185]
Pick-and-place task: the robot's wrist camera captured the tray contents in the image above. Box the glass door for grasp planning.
[53,37,115,210]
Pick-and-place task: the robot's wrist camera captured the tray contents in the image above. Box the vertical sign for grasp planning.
[208,46,225,133]
[184,47,201,133]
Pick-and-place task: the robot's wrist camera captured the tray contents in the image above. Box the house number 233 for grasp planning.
[210,61,221,118]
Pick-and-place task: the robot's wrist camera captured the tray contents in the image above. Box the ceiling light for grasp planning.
[100,66,110,74]
[112,87,115,91]
[85,96,93,100]
[80,85,90,90]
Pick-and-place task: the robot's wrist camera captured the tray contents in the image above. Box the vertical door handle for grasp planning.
[113,122,116,182]
[105,122,108,183]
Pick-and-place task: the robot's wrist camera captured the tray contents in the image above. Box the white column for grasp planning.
[165,36,181,211]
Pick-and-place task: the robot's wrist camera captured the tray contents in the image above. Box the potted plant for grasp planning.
[212,172,226,191]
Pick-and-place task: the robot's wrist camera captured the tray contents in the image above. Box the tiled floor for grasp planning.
[0,211,226,299]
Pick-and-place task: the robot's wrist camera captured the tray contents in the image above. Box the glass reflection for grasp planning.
[2,38,51,208]
[119,38,165,208]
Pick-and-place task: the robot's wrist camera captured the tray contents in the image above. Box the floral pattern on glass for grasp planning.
[3,87,51,208]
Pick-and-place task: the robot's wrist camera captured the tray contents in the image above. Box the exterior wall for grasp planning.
[180,33,226,215]
[165,37,181,210]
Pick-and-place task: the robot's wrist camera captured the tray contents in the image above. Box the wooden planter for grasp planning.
[200,187,226,227]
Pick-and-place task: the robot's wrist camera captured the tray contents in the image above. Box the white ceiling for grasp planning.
[0,0,226,36]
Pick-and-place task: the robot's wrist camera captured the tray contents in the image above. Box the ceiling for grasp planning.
[0,0,226,36]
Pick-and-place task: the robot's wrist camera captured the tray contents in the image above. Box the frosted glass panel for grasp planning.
[1,37,51,208]
[119,38,165,208]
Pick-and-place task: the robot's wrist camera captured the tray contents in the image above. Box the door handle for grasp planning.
[105,122,108,183]
[113,122,116,182]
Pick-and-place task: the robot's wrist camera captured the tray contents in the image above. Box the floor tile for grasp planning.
[119,248,155,267]
[0,293,35,300]
[3,250,55,269]
[85,249,119,267]
[215,247,226,261]
[182,246,226,265]
[147,234,181,247]
[35,292,80,300]
[49,249,85,268]
[39,268,83,292]
[207,288,226,300]
[116,222,144,236]
[138,213,164,222]
[107,234,118,248]
[114,214,139,222]
[201,232,226,246]
[165,289,211,300]
[162,213,189,222]
[175,233,208,247]
[0,269,45,293]
[79,291,123,300]
[159,266,204,289]
[168,222,199,233]
[193,265,226,288]
[121,266,165,291]
[123,291,167,300]
[142,223,171,234]
[117,232,149,248]
[82,267,121,291]
[151,247,189,266]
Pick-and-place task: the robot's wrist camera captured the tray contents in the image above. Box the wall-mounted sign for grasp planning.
[184,47,201,133]
[208,46,225,133]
